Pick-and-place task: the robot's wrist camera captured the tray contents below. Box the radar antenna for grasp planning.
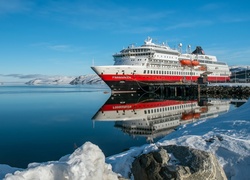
[178,43,182,53]
[187,45,191,54]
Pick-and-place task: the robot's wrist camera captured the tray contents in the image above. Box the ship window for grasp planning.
[147,70,149,74]
[144,70,146,74]
[144,110,147,114]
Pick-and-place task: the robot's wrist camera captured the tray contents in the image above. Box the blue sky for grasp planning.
[0,0,250,82]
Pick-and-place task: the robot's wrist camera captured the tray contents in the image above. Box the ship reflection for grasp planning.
[92,93,230,142]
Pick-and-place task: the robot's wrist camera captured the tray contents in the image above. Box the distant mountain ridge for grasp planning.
[70,74,103,85]
[26,74,103,85]
[230,65,250,73]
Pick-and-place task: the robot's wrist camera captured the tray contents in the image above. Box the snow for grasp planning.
[2,142,118,180]
[230,65,250,73]
[25,74,103,85]
[69,74,103,85]
[1,98,250,180]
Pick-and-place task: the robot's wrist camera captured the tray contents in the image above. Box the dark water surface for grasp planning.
[0,85,146,168]
[0,85,244,168]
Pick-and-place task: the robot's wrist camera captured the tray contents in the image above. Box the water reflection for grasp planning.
[92,92,232,142]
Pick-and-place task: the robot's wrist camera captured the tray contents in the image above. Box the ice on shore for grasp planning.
[2,142,118,180]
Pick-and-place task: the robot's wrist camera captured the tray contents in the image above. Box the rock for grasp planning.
[132,148,169,180]
[131,145,227,180]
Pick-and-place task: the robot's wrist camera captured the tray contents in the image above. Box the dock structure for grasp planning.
[199,85,250,98]
[151,83,198,99]
[131,82,250,99]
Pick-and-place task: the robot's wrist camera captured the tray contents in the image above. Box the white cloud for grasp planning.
[205,46,250,66]
[199,3,222,11]
[165,20,213,30]
[219,15,250,23]
[48,44,71,51]
[0,0,32,14]
[0,74,47,79]
[31,42,85,53]
[33,1,173,33]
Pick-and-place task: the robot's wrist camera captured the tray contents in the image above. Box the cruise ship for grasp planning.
[91,37,231,91]
[92,93,230,142]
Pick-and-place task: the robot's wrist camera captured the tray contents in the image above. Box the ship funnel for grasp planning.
[192,46,205,55]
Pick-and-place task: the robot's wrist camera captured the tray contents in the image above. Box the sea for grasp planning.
[0,84,246,168]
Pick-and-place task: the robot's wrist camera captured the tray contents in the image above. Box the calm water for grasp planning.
[0,85,244,168]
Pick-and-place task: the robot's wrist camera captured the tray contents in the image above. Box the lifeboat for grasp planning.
[180,59,192,66]
[193,113,200,119]
[191,60,199,66]
[199,66,207,71]
[181,112,200,120]
[200,107,208,113]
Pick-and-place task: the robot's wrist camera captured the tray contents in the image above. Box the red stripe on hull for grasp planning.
[100,74,230,82]
[101,100,196,111]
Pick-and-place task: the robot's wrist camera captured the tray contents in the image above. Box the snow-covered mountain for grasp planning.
[25,74,103,85]
[69,74,103,85]
[230,65,250,73]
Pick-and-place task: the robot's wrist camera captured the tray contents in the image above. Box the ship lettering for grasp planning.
[112,76,131,79]
[113,105,132,109]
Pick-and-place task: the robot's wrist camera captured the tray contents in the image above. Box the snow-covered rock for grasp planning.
[131,145,227,180]
[3,142,119,180]
[70,74,103,85]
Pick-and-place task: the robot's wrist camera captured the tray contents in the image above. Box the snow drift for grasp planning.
[2,142,118,180]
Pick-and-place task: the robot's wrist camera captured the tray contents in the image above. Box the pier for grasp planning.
[199,85,250,99]
[132,83,250,99]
